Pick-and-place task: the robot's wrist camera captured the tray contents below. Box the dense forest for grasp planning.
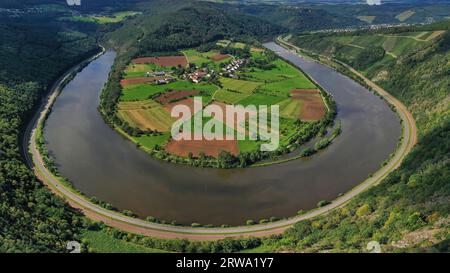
[218,3,363,32]
[0,0,449,253]
[262,24,450,252]
[100,4,282,129]
[0,6,100,252]
[103,20,449,253]
[0,0,283,252]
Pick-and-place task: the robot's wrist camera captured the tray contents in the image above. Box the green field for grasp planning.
[133,133,171,150]
[216,39,231,47]
[240,59,300,82]
[118,100,175,132]
[258,77,316,96]
[83,230,168,253]
[121,81,218,101]
[183,49,212,65]
[221,78,261,93]
[123,63,163,78]
[64,11,140,24]
[232,42,246,49]
[93,11,141,24]
[118,43,325,156]
[277,99,301,120]
[395,10,415,22]
[236,93,285,106]
[357,16,376,24]
[214,78,261,104]
[238,139,261,153]
[182,49,232,70]
[294,31,436,77]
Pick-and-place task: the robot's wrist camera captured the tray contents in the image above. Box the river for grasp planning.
[43,43,401,225]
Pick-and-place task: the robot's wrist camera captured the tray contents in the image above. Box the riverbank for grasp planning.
[24,40,415,239]
[275,36,417,149]
[21,35,417,242]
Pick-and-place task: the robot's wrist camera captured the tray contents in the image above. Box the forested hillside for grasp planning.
[253,24,450,252]
[100,4,282,124]
[1,0,448,253]
[0,7,99,252]
[218,3,363,32]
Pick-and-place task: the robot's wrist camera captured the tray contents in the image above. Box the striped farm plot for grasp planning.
[277,99,302,120]
[123,63,162,78]
[258,76,316,97]
[395,10,415,22]
[214,78,261,104]
[117,100,175,132]
[424,30,446,41]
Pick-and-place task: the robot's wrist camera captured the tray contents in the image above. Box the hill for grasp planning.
[0,5,100,252]
[257,22,450,252]
[320,2,450,25]
[217,3,363,32]
[100,3,283,120]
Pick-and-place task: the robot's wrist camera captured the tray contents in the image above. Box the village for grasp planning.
[142,57,247,85]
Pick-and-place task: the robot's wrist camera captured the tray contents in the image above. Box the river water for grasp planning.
[44,43,401,225]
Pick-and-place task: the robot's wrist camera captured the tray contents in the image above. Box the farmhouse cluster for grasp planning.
[220,58,246,78]
[145,71,174,85]
[187,70,211,83]
[116,41,328,164]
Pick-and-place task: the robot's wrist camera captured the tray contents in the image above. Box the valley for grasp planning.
[1,0,448,254]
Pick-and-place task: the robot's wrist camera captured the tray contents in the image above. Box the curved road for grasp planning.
[24,42,417,240]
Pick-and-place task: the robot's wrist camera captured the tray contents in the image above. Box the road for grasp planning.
[23,41,417,240]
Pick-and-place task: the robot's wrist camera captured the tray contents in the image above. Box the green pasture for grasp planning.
[240,59,300,82]
[83,230,168,253]
[258,77,315,97]
[277,99,301,120]
[121,81,218,101]
[133,133,171,150]
[236,93,285,106]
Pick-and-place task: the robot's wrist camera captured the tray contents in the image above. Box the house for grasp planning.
[188,70,208,83]
[223,58,246,75]
[154,71,166,76]
[154,77,174,85]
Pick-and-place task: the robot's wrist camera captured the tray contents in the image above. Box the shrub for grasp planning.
[317,200,331,207]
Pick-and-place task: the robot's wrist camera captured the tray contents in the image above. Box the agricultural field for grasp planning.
[214,78,261,104]
[63,11,141,24]
[133,133,171,150]
[216,39,231,47]
[166,138,239,158]
[237,93,285,106]
[232,42,246,49]
[132,56,188,67]
[240,59,300,82]
[123,63,164,78]
[115,42,328,162]
[182,49,232,70]
[83,230,167,253]
[395,10,415,22]
[294,30,443,78]
[258,76,316,96]
[278,99,302,120]
[357,16,376,24]
[117,100,175,132]
[121,81,218,101]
